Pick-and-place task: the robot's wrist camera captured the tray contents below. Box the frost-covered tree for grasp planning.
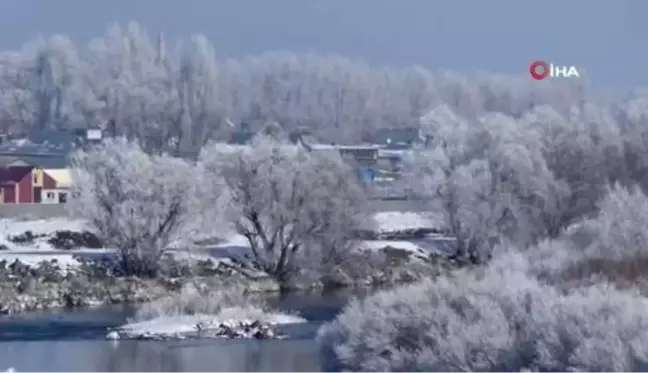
[519,104,624,234]
[219,52,440,144]
[0,49,31,132]
[198,136,369,283]
[174,34,222,152]
[318,266,648,372]
[67,138,197,276]
[83,22,181,152]
[614,96,648,191]
[30,35,81,130]
[584,184,648,261]
[0,35,81,132]
[0,20,614,150]
[407,106,562,262]
[79,22,223,155]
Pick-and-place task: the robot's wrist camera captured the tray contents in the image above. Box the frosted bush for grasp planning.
[487,184,648,292]
[132,282,264,322]
[318,267,648,372]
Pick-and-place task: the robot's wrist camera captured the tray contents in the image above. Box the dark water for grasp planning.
[0,290,358,372]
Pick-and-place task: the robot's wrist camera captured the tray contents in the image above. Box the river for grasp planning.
[0,290,360,372]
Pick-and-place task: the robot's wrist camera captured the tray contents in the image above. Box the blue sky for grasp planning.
[0,0,644,90]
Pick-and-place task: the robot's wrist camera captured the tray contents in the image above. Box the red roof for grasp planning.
[0,166,32,185]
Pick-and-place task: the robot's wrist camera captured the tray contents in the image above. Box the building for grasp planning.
[0,128,101,203]
[0,166,57,204]
[309,144,379,167]
[0,127,103,167]
[29,127,103,150]
[40,168,71,204]
[370,127,430,149]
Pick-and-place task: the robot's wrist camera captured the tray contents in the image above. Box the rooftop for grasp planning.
[371,127,424,148]
[0,166,32,185]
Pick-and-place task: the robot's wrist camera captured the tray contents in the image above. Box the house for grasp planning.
[40,169,71,204]
[338,146,379,165]
[377,148,413,173]
[370,127,430,149]
[0,166,57,204]
[309,144,380,167]
[28,127,103,150]
[0,128,103,204]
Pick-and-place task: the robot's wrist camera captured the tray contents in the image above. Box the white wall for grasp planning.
[41,189,69,204]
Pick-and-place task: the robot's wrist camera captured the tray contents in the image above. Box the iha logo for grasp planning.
[529,60,580,80]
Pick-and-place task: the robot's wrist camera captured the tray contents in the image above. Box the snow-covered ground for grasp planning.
[195,231,450,262]
[0,218,88,238]
[0,252,82,268]
[356,239,433,259]
[372,211,444,233]
[117,306,305,338]
[0,217,91,251]
[0,211,449,267]
[0,217,102,269]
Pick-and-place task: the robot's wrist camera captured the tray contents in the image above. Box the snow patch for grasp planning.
[357,240,429,258]
[203,234,252,259]
[0,218,87,237]
[372,211,443,233]
[0,218,114,269]
[0,217,91,252]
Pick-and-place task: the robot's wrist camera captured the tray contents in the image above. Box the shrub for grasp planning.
[132,282,265,322]
[318,267,648,371]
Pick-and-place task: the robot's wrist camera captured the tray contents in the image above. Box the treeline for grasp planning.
[0,21,595,154]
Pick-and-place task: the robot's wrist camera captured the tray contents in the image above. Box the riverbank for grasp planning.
[0,214,457,316]
[0,246,455,315]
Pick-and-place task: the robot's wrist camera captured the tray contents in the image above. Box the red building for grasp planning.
[0,166,57,204]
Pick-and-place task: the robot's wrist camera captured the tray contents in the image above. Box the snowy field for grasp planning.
[0,211,449,268]
[0,218,88,237]
[372,211,444,233]
[0,217,105,269]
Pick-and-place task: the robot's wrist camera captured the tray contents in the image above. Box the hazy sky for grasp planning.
[0,0,645,90]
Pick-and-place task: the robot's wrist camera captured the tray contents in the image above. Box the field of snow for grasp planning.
[0,211,448,267]
[118,306,305,338]
[0,217,88,237]
[372,211,444,232]
[0,217,101,269]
